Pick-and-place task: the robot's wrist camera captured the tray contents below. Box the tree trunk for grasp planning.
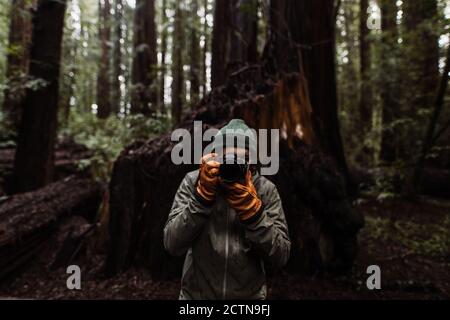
[11,0,67,194]
[159,0,167,112]
[211,0,232,88]
[130,0,157,115]
[97,0,112,119]
[201,0,209,95]
[211,0,257,88]
[359,0,372,129]
[379,0,399,163]
[267,0,350,189]
[171,3,184,126]
[111,0,123,116]
[2,0,34,131]
[189,0,200,107]
[202,0,209,97]
[229,0,258,65]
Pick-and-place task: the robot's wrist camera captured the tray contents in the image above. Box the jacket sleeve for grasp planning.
[163,173,213,256]
[243,183,291,268]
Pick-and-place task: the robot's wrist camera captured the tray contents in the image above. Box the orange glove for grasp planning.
[223,170,262,221]
[196,153,220,203]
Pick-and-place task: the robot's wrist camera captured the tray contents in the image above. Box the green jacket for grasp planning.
[164,170,291,300]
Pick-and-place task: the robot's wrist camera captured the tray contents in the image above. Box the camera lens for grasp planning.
[219,153,248,183]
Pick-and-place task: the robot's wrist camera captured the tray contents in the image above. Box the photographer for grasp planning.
[164,119,291,300]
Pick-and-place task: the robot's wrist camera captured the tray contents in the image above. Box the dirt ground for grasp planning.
[0,195,448,300]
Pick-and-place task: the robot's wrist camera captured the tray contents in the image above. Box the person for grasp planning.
[164,119,290,299]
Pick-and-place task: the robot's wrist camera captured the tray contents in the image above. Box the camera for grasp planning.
[219,153,249,183]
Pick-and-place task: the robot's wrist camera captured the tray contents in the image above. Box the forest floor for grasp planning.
[0,195,449,300]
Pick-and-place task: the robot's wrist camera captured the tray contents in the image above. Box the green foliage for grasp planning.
[59,112,171,182]
[365,215,450,257]
[337,0,450,171]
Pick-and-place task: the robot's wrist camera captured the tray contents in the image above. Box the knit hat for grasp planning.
[212,119,257,161]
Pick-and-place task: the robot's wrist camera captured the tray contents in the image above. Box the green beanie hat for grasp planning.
[212,119,257,157]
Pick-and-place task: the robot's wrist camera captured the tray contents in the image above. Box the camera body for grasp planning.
[219,153,249,183]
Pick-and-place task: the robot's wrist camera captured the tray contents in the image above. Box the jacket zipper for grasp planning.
[222,206,229,300]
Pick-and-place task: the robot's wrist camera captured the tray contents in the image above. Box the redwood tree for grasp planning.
[12,0,67,193]
[130,0,157,115]
[268,0,350,187]
[201,0,209,95]
[189,0,200,106]
[229,0,258,65]
[211,0,258,88]
[211,0,232,88]
[171,2,184,126]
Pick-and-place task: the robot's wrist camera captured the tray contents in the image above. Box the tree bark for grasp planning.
[211,0,257,88]
[130,0,157,115]
[267,0,351,190]
[171,3,184,126]
[97,0,112,119]
[229,0,258,65]
[11,0,67,194]
[189,0,200,106]
[211,0,232,88]
[2,0,34,131]
[201,0,209,95]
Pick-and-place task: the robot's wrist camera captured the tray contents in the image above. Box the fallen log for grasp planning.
[50,216,97,271]
[0,138,94,196]
[105,66,364,279]
[0,176,103,281]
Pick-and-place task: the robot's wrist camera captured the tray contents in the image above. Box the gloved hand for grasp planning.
[223,170,262,221]
[196,153,220,203]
